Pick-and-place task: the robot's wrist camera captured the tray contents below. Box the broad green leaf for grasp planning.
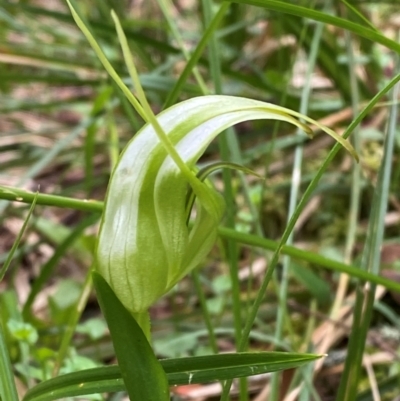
[92,272,169,401]
[22,351,322,401]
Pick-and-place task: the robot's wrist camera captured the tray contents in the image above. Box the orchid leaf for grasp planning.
[92,272,169,401]
[22,351,322,401]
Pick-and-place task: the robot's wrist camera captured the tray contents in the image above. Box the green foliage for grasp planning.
[92,272,170,401]
[0,0,399,400]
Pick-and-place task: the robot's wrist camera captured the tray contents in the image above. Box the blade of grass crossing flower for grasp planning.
[113,9,226,240]
[201,1,247,399]
[1,189,400,294]
[111,10,202,190]
[111,12,243,252]
[0,192,38,281]
[270,13,325,400]
[92,272,169,401]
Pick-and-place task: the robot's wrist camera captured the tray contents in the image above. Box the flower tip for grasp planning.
[304,125,314,139]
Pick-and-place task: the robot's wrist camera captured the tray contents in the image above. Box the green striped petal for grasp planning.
[96,95,356,315]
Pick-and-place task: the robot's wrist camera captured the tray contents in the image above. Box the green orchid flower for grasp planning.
[66,1,358,338]
[95,95,358,338]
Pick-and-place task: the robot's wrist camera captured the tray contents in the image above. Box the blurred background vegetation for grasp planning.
[0,0,400,400]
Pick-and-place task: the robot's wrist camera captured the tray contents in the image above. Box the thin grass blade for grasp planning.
[0,192,38,281]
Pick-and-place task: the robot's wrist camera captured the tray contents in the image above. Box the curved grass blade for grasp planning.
[92,272,169,401]
[22,351,322,401]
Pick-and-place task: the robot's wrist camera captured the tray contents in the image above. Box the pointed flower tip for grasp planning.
[304,124,314,139]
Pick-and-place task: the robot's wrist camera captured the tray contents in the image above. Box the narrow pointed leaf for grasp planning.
[22,351,322,401]
[92,272,169,401]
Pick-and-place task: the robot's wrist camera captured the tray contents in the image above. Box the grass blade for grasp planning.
[0,192,38,281]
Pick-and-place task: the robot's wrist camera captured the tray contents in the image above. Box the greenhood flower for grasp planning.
[95,95,357,320]
[66,0,357,325]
